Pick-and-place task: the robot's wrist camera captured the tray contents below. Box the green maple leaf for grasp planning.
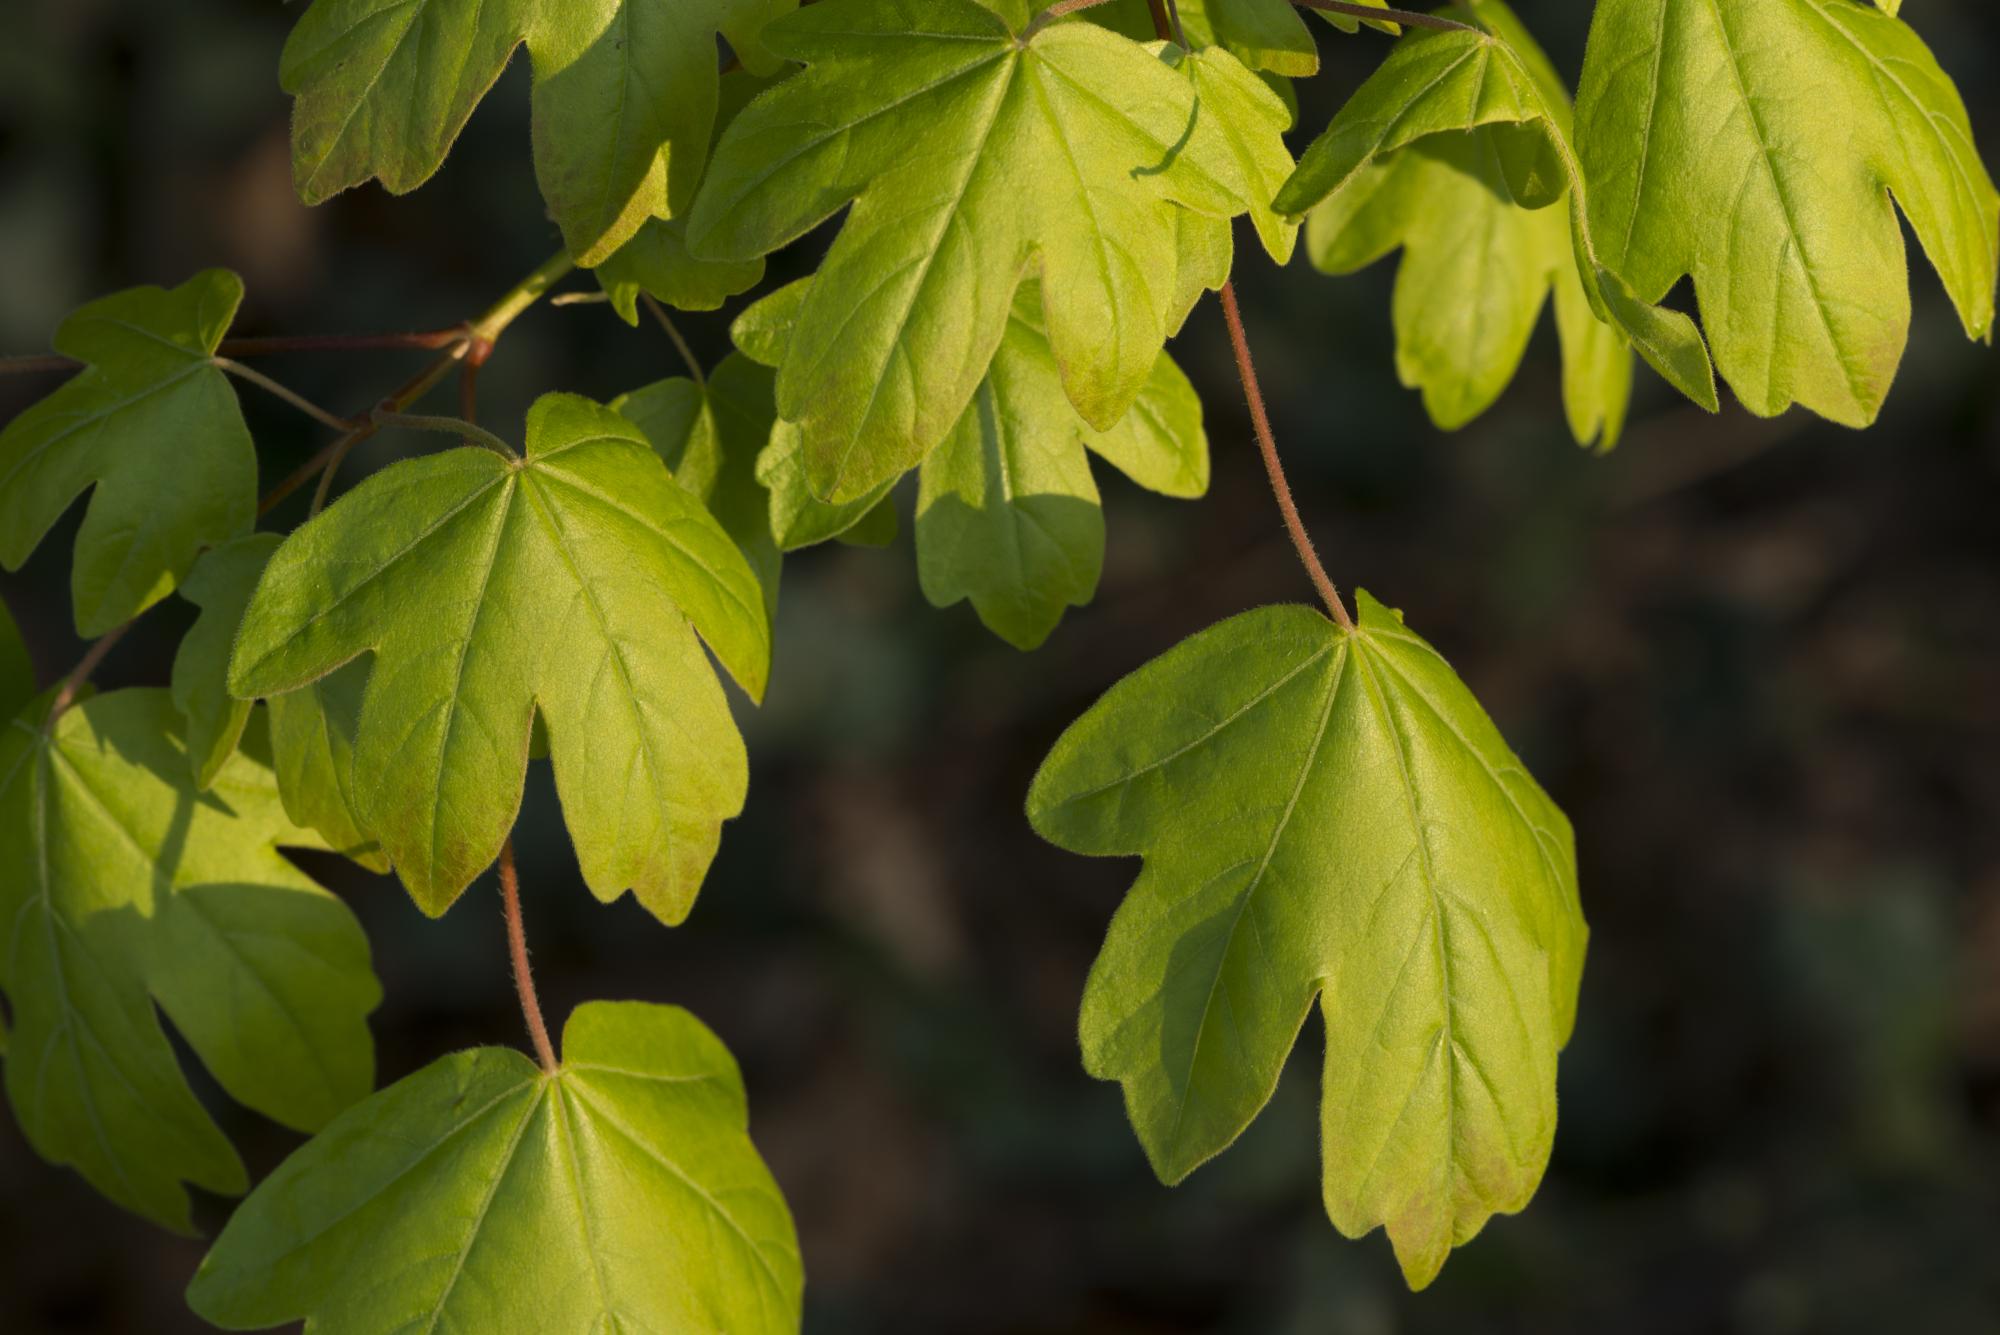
[268,661,390,874]
[1172,44,1300,266]
[686,0,1253,503]
[0,270,255,636]
[732,278,1207,647]
[227,393,769,923]
[1302,2,1631,446]
[0,689,379,1230]
[1028,593,1586,1289]
[590,67,784,320]
[916,285,1208,648]
[0,597,30,723]
[280,0,795,265]
[170,535,388,868]
[1575,0,1999,426]
[1277,2,1722,415]
[171,535,278,790]
[595,219,766,325]
[188,1000,802,1333]
[613,352,784,622]
[728,278,943,550]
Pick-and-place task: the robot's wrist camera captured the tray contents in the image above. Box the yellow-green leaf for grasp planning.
[188,1001,802,1334]
[1029,594,1585,1289]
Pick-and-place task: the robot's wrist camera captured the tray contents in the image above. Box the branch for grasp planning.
[213,358,357,432]
[42,251,576,725]
[641,295,705,386]
[0,328,471,376]
[1287,0,1480,33]
[499,839,559,1074]
[260,249,574,517]
[43,622,131,731]
[1218,282,1354,630]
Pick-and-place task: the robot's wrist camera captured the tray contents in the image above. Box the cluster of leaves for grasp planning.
[0,0,1992,1324]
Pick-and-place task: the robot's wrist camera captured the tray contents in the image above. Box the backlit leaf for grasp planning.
[734,277,1206,645]
[1575,0,1999,425]
[614,353,784,622]
[595,220,765,324]
[0,689,379,1230]
[188,1001,802,1334]
[280,0,798,264]
[1029,593,1586,1289]
[917,287,1207,647]
[687,0,1249,502]
[228,394,769,923]
[1278,3,1720,414]
[0,271,255,635]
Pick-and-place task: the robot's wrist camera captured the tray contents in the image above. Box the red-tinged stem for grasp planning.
[213,358,358,432]
[41,252,575,725]
[0,328,472,376]
[1217,282,1354,630]
[278,355,464,519]
[641,295,705,386]
[262,249,573,517]
[1287,0,1480,33]
[499,839,559,1074]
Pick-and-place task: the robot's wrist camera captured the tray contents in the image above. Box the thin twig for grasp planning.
[641,294,705,386]
[373,410,518,459]
[1125,0,1349,625]
[0,354,82,376]
[214,358,357,432]
[292,356,463,518]
[44,622,131,730]
[1158,0,1188,47]
[1217,282,1354,630]
[1287,0,1480,33]
[549,291,611,307]
[217,328,469,356]
[260,250,574,517]
[274,355,463,518]
[41,252,574,724]
[0,328,469,377]
[498,839,559,1074]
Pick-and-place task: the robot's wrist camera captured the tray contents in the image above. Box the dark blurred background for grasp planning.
[3,1,1999,1331]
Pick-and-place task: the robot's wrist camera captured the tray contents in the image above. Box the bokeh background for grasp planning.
[3,1,1999,1330]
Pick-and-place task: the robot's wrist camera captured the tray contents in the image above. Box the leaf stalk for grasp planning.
[213,358,358,433]
[499,839,559,1074]
[1218,281,1354,630]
